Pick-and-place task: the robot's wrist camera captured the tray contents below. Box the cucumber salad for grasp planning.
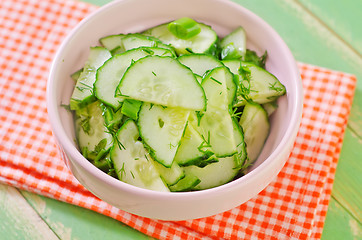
[69,17,286,192]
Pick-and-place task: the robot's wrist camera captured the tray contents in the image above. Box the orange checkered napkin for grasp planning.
[0,0,357,239]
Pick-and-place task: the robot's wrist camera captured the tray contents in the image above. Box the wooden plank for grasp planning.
[296,0,362,141]
[297,0,362,55]
[331,129,362,222]
[20,190,153,240]
[321,197,362,240]
[0,184,58,240]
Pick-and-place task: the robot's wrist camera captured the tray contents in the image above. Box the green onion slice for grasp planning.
[168,17,201,39]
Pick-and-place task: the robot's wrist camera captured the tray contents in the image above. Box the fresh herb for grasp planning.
[60,103,71,112]
[185,48,194,53]
[198,131,212,152]
[80,116,91,134]
[76,81,93,93]
[169,142,177,149]
[269,82,285,93]
[237,64,253,102]
[196,111,204,126]
[130,171,135,179]
[119,162,126,180]
[94,138,107,153]
[210,77,222,85]
[230,106,243,119]
[115,88,130,98]
[238,64,251,81]
[105,126,126,150]
[142,48,154,55]
[115,137,126,150]
[244,50,267,68]
[158,118,165,128]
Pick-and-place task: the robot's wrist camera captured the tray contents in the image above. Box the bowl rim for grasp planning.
[47,0,303,200]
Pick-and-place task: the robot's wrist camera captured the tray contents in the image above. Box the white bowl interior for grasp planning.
[47,0,302,220]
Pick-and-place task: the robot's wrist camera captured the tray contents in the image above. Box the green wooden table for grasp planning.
[1,0,361,239]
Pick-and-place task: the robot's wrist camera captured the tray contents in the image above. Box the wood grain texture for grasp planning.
[298,0,362,55]
[20,190,152,240]
[0,185,58,240]
[322,197,362,240]
[331,129,362,222]
[296,0,362,139]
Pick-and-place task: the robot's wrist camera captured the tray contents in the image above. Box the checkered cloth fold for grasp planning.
[0,0,357,239]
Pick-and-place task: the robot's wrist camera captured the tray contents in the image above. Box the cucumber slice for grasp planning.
[183,156,238,190]
[232,119,248,170]
[138,103,190,167]
[178,53,223,77]
[99,34,126,54]
[95,47,174,110]
[201,66,236,106]
[239,103,270,163]
[182,119,247,190]
[168,173,201,192]
[222,60,286,106]
[110,120,169,192]
[154,161,185,186]
[173,121,216,167]
[199,67,237,157]
[198,110,237,158]
[100,103,123,130]
[75,101,113,161]
[70,47,112,110]
[195,75,202,84]
[117,55,206,111]
[143,22,218,56]
[121,34,176,56]
[262,101,278,116]
[220,26,246,60]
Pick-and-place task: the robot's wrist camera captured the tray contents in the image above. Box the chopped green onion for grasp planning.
[220,43,242,60]
[121,99,142,120]
[168,17,201,39]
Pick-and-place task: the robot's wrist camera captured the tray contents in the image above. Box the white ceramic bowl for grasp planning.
[47,0,303,220]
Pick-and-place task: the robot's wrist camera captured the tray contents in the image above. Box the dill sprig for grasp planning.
[198,131,212,152]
